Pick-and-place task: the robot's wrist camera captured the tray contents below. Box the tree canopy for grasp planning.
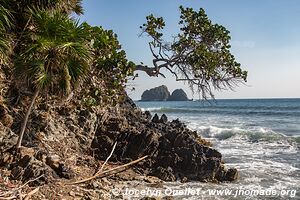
[0,0,134,148]
[0,0,134,101]
[136,6,248,99]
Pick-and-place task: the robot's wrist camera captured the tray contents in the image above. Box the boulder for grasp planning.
[143,111,152,121]
[168,89,189,101]
[0,105,13,127]
[152,114,160,123]
[141,85,170,101]
[159,114,168,123]
[141,86,189,101]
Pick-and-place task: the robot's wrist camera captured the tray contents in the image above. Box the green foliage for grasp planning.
[15,10,90,95]
[0,0,135,149]
[175,6,247,81]
[0,0,135,107]
[0,2,12,29]
[80,24,135,105]
[140,14,165,42]
[8,0,83,16]
[140,6,248,99]
[0,0,13,64]
[0,0,85,66]
[87,24,135,79]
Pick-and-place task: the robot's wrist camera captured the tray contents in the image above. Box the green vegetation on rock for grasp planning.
[0,2,245,197]
[0,0,247,151]
[0,0,135,148]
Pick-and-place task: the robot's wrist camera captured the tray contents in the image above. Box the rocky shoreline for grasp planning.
[92,97,238,182]
[0,95,238,199]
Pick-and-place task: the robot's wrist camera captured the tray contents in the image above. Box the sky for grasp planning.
[81,0,300,100]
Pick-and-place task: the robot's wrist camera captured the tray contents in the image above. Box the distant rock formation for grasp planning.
[168,89,189,101]
[141,85,170,101]
[141,85,189,101]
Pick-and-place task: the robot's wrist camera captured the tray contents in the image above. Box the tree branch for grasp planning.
[135,65,165,78]
[149,42,158,59]
[69,155,148,185]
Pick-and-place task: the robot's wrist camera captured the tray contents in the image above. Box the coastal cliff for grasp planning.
[0,86,237,199]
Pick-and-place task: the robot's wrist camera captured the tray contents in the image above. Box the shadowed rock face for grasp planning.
[92,97,238,182]
[141,85,170,101]
[168,89,189,101]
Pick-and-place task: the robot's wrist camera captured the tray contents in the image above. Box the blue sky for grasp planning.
[81,0,300,99]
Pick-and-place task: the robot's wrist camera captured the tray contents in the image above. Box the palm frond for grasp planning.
[67,57,88,82]
[0,2,13,63]
[15,8,90,94]
[0,2,13,29]
[35,69,51,89]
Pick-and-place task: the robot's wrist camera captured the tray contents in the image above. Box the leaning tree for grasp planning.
[14,9,91,149]
[135,6,248,99]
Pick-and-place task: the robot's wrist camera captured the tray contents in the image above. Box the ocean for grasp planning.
[136,98,300,200]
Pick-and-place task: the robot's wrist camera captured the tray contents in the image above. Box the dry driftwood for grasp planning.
[69,155,148,185]
[99,142,117,172]
[0,175,43,199]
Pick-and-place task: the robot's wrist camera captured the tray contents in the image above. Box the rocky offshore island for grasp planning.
[141,85,190,101]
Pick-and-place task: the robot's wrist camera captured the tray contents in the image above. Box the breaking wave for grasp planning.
[189,125,300,146]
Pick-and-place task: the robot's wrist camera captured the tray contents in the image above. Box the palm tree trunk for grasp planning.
[16,88,40,149]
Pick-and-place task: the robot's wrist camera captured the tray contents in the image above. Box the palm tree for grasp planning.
[15,9,90,149]
[1,0,83,61]
[0,0,13,64]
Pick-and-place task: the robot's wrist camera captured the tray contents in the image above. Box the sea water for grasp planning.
[135,99,300,200]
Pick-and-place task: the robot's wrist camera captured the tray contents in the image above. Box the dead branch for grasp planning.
[135,65,165,78]
[0,196,16,200]
[0,175,44,198]
[69,155,148,185]
[99,142,117,172]
[0,187,39,200]
[149,42,158,59]
[24,187,39,200]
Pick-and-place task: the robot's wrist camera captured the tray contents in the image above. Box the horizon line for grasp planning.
[132,97,300,101]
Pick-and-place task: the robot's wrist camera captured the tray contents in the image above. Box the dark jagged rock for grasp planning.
[56,163,75,179]
[159,114,168,123]
[0,105,13,127]
[143,111,152,121]
[151,113,168,124]
[152,114,160,123]
[150,166,176,181]
[10,151,51,184]
[168,89,189,101]
[91,96,239,182]
[141,85,170,101]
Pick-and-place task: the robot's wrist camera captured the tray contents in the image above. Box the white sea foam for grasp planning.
[137,100,300,199]
[186,123,300,147]
[140,107,162,112]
